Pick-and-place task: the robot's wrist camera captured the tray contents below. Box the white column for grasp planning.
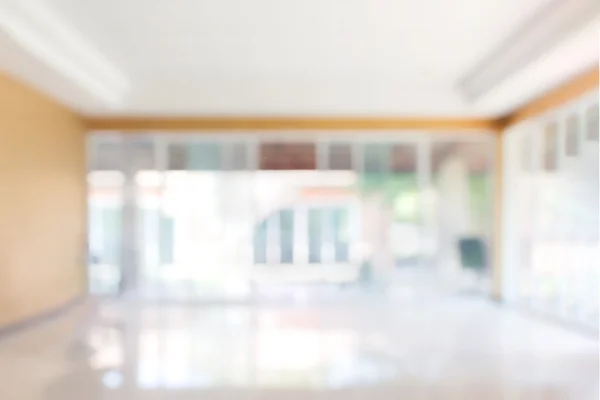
[120,138,139,296]
[155,136,167,300]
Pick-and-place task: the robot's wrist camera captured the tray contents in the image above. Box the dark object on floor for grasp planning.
[358,261,373,286]
[458,237,487,272]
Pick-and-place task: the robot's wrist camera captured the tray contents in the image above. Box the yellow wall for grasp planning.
[0,73,86,327]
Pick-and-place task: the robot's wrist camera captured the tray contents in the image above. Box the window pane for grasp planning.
[160,216,174,265]
[131,140,155,170]
[363,143,390,174]
[167,143,186,170]
[102,208,122,265]
[168,143,222,170]
[565,115,579,157]
[390,144,419,223]
[89,138,154,171]
[390,144,416,173]
[328,143,353,170]
[333,207,350,263]
[91,142,122,171]
[253,220,268,264]
[279,209,294,264]
[187,143,222,170]
[543,122,558,171]
[227,143,249,171]
[308,209,322,264]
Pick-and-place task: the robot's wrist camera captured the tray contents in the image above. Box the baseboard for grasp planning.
[0,295,85,340]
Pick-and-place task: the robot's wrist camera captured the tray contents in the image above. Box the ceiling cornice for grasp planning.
[459,0,600,102]
[0,0,129,106]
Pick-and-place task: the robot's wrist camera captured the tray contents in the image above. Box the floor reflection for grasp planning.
[5,296,594,399]
[85,305,406,390]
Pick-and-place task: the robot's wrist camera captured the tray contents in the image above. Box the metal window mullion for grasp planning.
[155,136,168,301]
[351,142,364,264]
[316,141,331,264]
[575,101,590,320]
[262,139,280,265]
[555,113,571,313]
[249,137,259,267]
[248,138,259,300]
[417,140,431,270]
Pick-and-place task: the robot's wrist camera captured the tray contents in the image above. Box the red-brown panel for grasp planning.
[260,143,316,170]
[390,144,417,173]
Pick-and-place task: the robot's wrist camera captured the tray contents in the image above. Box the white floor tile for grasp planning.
[0,295,597,399]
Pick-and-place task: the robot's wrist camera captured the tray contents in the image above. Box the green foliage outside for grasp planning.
[354,172,420,222]
[354,172,489,225]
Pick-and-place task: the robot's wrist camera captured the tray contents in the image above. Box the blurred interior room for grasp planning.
[0,0,598,398]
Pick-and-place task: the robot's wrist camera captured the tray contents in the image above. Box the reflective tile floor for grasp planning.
[0,294,597,399]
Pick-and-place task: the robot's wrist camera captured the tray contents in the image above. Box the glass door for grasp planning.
[137,138,255,301]
[87,137,130,296]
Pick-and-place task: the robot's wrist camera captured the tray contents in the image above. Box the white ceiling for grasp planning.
[0,0,598,117]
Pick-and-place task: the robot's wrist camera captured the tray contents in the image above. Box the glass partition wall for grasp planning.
[503,91,599,329]
[87,133,495,302]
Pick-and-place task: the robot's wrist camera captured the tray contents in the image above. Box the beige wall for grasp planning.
[0,73,86,327]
